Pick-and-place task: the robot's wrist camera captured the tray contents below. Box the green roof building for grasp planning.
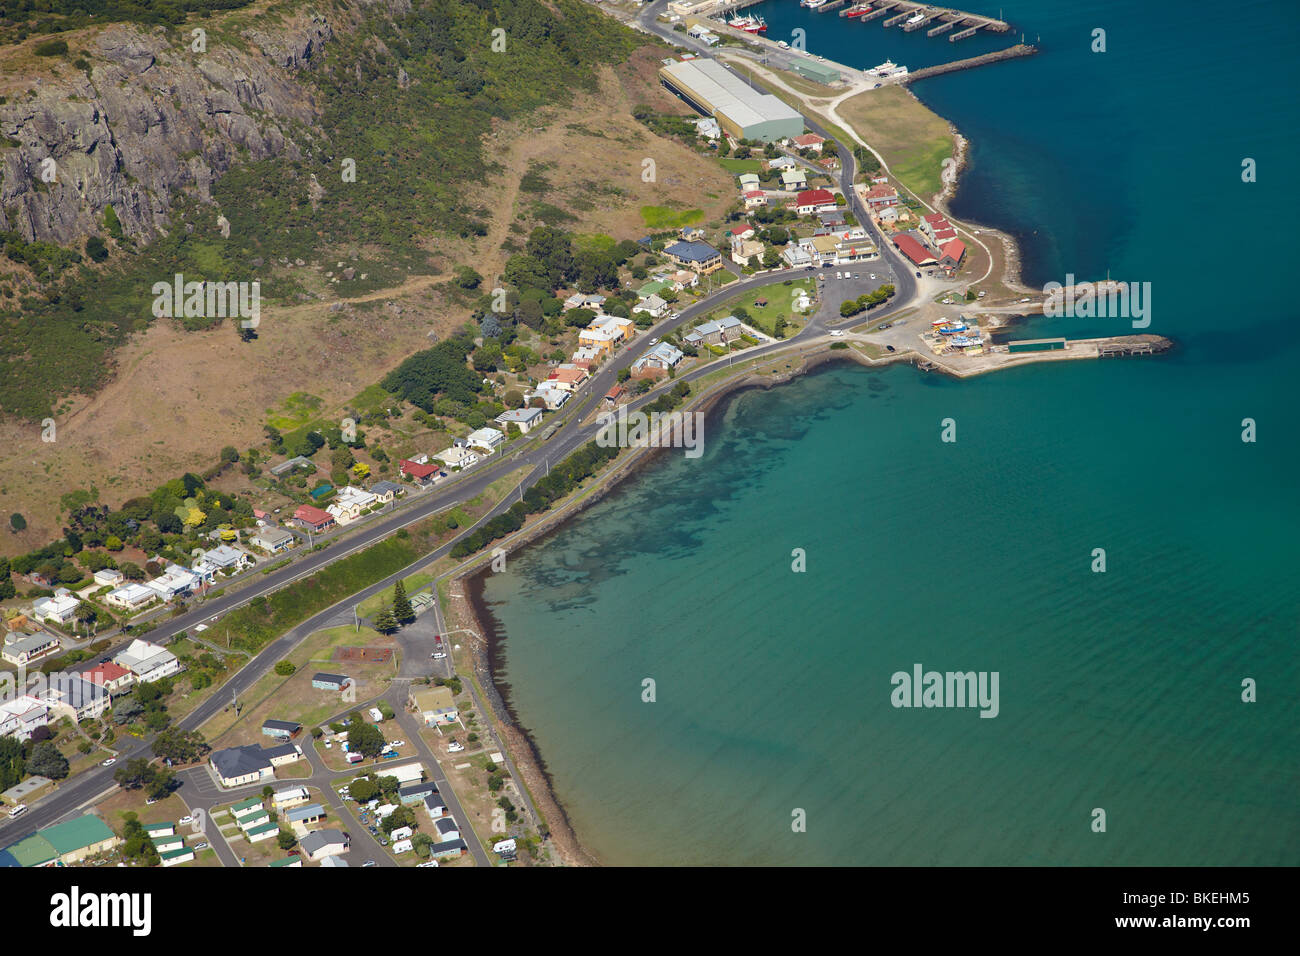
[1,813,120,867]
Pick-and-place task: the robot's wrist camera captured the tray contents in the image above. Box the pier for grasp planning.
[1098,341,1157,358]
[857,1,1011,37]
[860,5,895,23]
[949,25,979,41]
[927,19,955,36]
[883,10,911,27]
[901,43,1036,82]
[814,0,849,12]
[904,12,940,32]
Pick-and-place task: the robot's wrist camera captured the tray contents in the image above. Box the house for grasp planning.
[391,838,414,854]
[429,838,468,859]
[192,545,252,575]
[38,675,108,721]
[633,293,670,318]
[767,156,797,171]
[1,633,59,666]
[326,486,378,525]
[782,245,813,269]
[248,527,295,554]
[142,822,175,839]
[737,172,760,191]
[631,342,686,380]
[0,813,121,867]
[604,385,627,407]
[144,564,199,602]
[311,672,351,692]
[398,781,438,805]
[114,639,183,682]
[671,269,699,289]
[466,428,506,453]
[0,696,48,742]
[32,589,78,626]
[577,324,618,356]
[864,183,900,209]
[526,384,570,410]
[262,719,301,740]
[683,316,743,348]
[780,168,808,191]
[272,786,311,809]
[792,132,825,152]
[562,292,606,310]
[742,190,767,210]
[375,762,425,785]
[730,237,766,267]
[409,686,458,726]
[794,189,837,216]
[103,582,156,612]
[209,745,277,788]
[369,480,403,503]
[245,821,279,844]
[92,568,124,588]
[317,854,348,867]
[284,803,326,826]
[938,239,967,270]
[434,446,480,471]
[292,505,335,534]
[568,346,600,370]
[662,240,723,275]
[546,365,589,392]
[818,209,847,229]
[400,459,446,485]
[434,817,461,841]
[270,855,302,868]
[83,661,134,694]
[232,797,270,830]
[158,846,195,867]
[893,234,938,267]
[495,407,544,434]
[876,204,901,225]
[423,794,449,819]
[695,116,721,140]
[263,742,303,767]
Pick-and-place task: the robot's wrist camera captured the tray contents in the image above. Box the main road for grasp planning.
[1,10,924,846]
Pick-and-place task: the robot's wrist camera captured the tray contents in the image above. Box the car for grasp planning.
[362,860,377,867]
[447,741,465,753]
[100,758,116,767]
[146,796,158,805]
[194,624,207,632]
[835,272,843,279]
[804,265,814,271]
[649,337,659,345]
[915,271,922,278]
[432,652,446,660]
[179,815,193,825]
[380,838,389,846]
[854,274,861,279]
[390,740,405,748]
[417,861,439,868]
[195,842,209,850]
[886,345,896,352]
[829,330,845,337]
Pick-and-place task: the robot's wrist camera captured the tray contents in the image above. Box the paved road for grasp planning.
[1,9,928,849]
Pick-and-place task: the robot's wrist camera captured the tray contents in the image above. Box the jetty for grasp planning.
[902,44,1037,82]
[814,0,849,12]
[854,1,1012,39]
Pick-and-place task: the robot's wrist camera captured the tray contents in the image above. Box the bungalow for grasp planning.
[398,781,438,805]
[83,661,134,694]
[434,817,461,841]
[244,821,279,844]
[92,568,124,588]
[193,545,252,574]
[876,204,902,225]
[429,838,468,859]
[103,582,156,612]
[780,168,808,191]
[893,234,938,267]
[433,446,480,471]
[792,132,825,153]
[145,564,199,602]
[158,846,195,867]
[466,427,506,453]
[263,742,303,768]
[662,240,724,275]
[209,745,276,788]
[284,803,326,826]
[495,407,544,434]
[423,793,449,819]
[248,527,295,554]
[604,384,627,406]
[409,686,459,726]
[1,633,59,666]
[633,293,669,318]
[671,269,699,289]
[794,188,837,216]
[400,459,446,486]
[272,786,311,809]
[864,183,900,209]
[269,855,302,868]
[683,315,743,348]
[311,672,352,691]
[818,209,847,229]
[32,589,78,626]
[38,675,108,721]
[292,505,335,534]
[0,696,48,741]
[767,156,797,172]
[326,485,378,525]
[525,384,570,410]
[631,342,686,380]
[369,480,404,502]
[114,639,183,682]
[262,719,302,740]
[737,172,760,191]
[142,822,175,839]
[562,293,606,310]
[730,237,766,267]
[232,798,269,830]
[568,346,601,370]
[376,762,425,786]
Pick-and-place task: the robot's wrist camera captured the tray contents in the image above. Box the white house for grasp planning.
[248,527,295,554]
[193,545,252,574]
[92,568,124,588]
[435,445,481,470]
[0,696,49,741]
[782,245,813,269]
[466,428,505,453]
[144,564,198,602]
[326,485,378,525]
[32,589,79,626]
[633,293,669,318]
[114,639,183,682]
[494,407,544,434]
[104,583,156,612]
[526,385,570,411]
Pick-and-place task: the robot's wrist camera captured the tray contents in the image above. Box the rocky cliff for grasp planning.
[0,4,371,246]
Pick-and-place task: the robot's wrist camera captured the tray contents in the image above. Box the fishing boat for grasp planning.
[729,14,768,33]
[906,12,926,25]
[842,3,872,16]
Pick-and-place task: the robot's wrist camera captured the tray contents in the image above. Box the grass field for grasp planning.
[835,86,954,201]
[640,206,705,230]
[704,278,816,338]
[717,158,764,175]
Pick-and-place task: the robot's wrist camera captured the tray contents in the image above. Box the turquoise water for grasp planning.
[476,0,1300,865]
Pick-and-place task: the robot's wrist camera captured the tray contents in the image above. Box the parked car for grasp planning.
[915,271,922,278]
[380,838,389,847]
[447,741,465,753]
[100,758,116,767]
[195,842,209,850]
[649,337,659,345]
[829,330,845,337]
[886,345,896,352]
[432,652,446,660]
[362,860,377,867]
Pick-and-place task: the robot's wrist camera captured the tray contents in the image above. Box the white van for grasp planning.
[8,804,28,818]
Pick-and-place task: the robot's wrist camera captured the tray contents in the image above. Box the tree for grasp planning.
[86,235,109,262]
[113,757,156,789]
[152,729,209,764]
[373,602,398,635]
[277,829,298,850]
[617,367,631,383]
[349,777,379,803]
[26,741,69,780]
[74,601,98,636]
[345,717,386,758]
[274,660,296,676]
[392,581,415,626]
[9,513,25,532]
[503,389,524,409]
[220,446,240,464]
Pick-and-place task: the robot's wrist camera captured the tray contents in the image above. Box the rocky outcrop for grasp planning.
[0,10,335,245]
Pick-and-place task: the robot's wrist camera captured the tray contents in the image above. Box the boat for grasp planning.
[906,12,926,25]
[805,0,829,8]
[729,14,767,33]
[867,59,909,78]
[843,3,872,16]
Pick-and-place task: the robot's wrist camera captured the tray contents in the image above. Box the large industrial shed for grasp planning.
[658,59,804,142]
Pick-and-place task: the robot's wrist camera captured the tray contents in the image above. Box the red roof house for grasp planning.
[939,239,967,267]
[792,133,825,151]
[84,661,133,691]
[794,188,837,214]
[400,459,443,484]
[893,234,938,267]
[864,183,899,207]
[292,504,335,532]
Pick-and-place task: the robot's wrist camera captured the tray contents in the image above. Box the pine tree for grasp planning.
[392,580,415,625]
[373,602,398,635]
